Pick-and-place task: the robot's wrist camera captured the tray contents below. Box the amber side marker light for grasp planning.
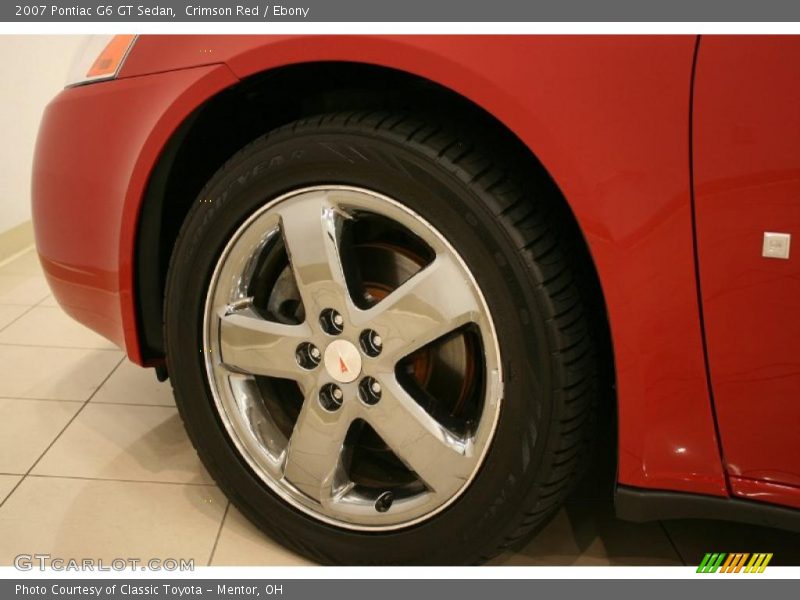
[86,34,136,78]
[66,35,138,87]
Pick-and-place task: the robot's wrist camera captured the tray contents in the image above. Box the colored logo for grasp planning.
[323,340,361,383]
[697,553,773,573]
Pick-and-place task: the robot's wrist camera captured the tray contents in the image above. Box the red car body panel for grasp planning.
[33,64,238,350]
[34,35,794,511]
[729,477,800,511]
[693,37,800,494]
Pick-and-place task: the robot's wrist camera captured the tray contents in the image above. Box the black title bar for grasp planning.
[5,0,800,22]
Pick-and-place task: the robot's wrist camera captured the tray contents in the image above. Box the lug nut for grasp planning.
[359,329,383,357]
[359,376,382,405]
[319,308,344,335]
[319,383,344,411]
[296,342,322,369]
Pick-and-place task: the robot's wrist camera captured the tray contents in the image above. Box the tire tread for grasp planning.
[164,109,601,565]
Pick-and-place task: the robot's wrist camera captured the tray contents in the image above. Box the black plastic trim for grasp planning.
[616,485,800,532]
[135,111,198,359]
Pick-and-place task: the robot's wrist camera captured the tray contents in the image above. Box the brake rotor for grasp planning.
[357,241,477,411]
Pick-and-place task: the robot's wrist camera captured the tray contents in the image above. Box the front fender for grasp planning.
[113,35,725,496]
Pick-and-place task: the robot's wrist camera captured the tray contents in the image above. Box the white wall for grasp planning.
[0,35,84,234]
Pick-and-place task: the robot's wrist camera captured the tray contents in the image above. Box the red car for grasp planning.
[32,35,800,564]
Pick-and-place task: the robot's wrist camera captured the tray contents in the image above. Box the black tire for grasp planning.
[164,111,599,565]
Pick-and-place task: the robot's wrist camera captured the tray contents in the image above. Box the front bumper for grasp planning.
[32,64,237,362]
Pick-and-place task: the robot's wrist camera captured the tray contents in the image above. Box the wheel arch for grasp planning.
[132,60,612,372]
[126,36,727,504]
[129,60,617,504]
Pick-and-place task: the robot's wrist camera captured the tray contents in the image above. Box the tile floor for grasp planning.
[0,247,798,567]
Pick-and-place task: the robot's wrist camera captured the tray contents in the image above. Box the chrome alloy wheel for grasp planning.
[203,186,502,530]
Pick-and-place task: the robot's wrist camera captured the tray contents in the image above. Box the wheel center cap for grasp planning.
[323,340,362,383]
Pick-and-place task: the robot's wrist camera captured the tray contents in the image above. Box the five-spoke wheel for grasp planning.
[165,112,598,564]
[203,187,502,529]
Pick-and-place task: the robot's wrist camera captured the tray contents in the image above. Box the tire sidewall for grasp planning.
[165,125,555,565]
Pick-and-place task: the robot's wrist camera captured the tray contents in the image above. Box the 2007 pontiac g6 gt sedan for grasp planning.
[32,35,800,564]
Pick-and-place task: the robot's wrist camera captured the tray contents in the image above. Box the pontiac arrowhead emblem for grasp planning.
[323,340,362,384]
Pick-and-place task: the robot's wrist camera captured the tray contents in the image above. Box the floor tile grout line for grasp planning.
[658,521,687,566]
[0,359,174,407]
[0,245,36,270]
[87,356,127,397]
[86,401,177,408]
[0,303,40,334]
[0,352,132,407]
[0,477,23,505]
[24,473,217,487]
[92,400,178,410]
[207,501,231,566]
[0,342,121,351]
[0,396,176,408]
[85,358,172,408]
[0,355,125,510]
[0,396,86,404]
[0,301,47,307]
[0,302,49,311]
[34,294,53,307]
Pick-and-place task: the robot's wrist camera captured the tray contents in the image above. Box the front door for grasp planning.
[693,36,800,507]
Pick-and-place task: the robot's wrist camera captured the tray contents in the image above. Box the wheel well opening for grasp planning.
[136,63,615,460]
